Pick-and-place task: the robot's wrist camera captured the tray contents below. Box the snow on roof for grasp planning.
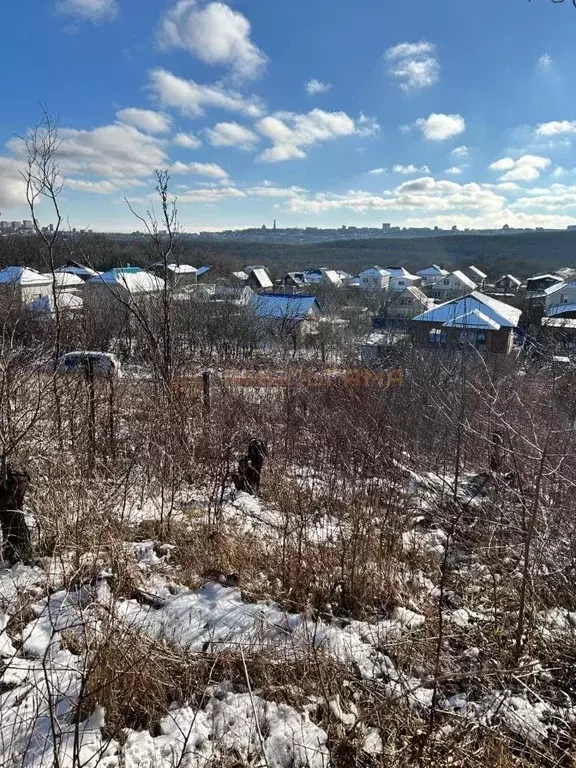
[250,267,273,289]
[442,310,501,330]
[413,291,521,328]
[385,266,419,278]
[244,264,268,273]
[359,266,388,277]
[416,264,449,277]
[232,270,248,280]
[321,269,343,286]
[527,273,563,283]
[495,274,521,286]
[0,267,52,286]
[151,263,197,274]
[469,265,487,280]
[542,317,576,329]
[546,303,576,317]
[48,272,84,288]
[88,267,164,294]
[403,286,431,302]
[252,294,320,320]
[336,270,352,280]
[451,270,477,289]
[544,280,569,296]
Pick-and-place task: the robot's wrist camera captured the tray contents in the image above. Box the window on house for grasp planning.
[398,281,405,286]
[443,279,450,286]
[560,294,569,304]
[429,328,446,344]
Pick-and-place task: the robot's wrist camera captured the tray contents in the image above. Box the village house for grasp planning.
[525,274,564,293]
[48,272,85,294]
[412,292,521,354]
[55,261,100,281]
[493,274,521,293]
[544,280,576,319]
[319,269,344,288]
[358,266,390,292]
[468,265,488,288]
[84,266,165,314]
[252,294,322,337]
[0,267,53,311]
[384,267,420,292]
[426,270,476,301]
[247,267,273,292]
[148,263,198,288]
[415,264,449,287]
[386,286,434,321]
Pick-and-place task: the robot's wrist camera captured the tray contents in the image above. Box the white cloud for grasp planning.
[305,79,332,95]
[393,164,431,175]
[445,166,466,175]
[204,121,259,150]
[256,108,359,163]
[451,146,468,158]
[158,0,267,81]
[535,120,576,137]
[148,69,265,118]
[56,0,117,22]
[538,53,553,72]
[0,157,28,208]
[384,40,439,91]
[489,154,551,182]
[116,108,171,134]
[414,113,465,141]
[285,177,505,216]
[177,186,245,203]
[367,168,385,175]
[246,184,306,198]
[170,161,229,180]
[7,123,169,180]
[356,113,381,137]
[173,132,202,150]
[552,166,565,179]
[65,178,145,194]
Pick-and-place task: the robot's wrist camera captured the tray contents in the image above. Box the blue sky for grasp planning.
[1,0,576,231]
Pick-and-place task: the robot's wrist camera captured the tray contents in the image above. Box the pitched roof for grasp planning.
[0,267,52,286]
[385,266,419,278]
[442,310,501,330]
[358,266,388,277]
[416,264,449,277]
[545,280,568,296]
[55,264,100,279]
[451,270,477,289]
[49,272,84,288]
[469,265,488,280]
[413,291,521,328]
[88,267,164,294]
[252,294,321,320]
[392,286,430,304]
[151,263,197,274]
[196,265,212,277]
[321,269,343,286]
[526,273,563,283]
[495,274,521,287]
[232,270,249,281]
[250,267,273,289]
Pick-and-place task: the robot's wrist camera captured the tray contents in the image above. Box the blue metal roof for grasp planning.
[252,294,320,320]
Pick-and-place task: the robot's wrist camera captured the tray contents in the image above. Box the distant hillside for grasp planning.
[4,230,576,279]
[188,231,576,278]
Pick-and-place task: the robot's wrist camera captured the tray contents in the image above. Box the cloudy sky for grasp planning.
[2,0,576,231]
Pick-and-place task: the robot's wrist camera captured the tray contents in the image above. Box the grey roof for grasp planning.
[413,291,521,328]
[527,273,563,283]
[495,274,521,287]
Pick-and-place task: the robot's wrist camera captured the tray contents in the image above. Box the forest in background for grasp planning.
[2,229,576,279]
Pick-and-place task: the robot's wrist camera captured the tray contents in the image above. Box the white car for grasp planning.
[55,351,122,377]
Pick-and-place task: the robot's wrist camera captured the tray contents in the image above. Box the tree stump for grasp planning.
[0,464,32,565]
[232,438,268,495]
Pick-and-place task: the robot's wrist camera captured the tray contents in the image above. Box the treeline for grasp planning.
[2,229,576,279]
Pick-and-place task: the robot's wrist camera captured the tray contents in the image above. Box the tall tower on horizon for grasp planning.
[273,219,277,230]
